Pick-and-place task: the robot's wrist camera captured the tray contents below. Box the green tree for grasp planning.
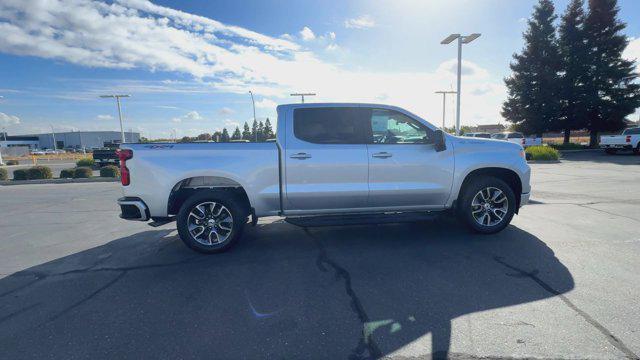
[242,122,252,141]
[251,119,258,142]
[263,118,274,139]
[558,0,590,144]
[196,133,212,141]
[502,0,562,137]
[583,0,640,146]
[221,128,230,142]
[257,121,265,142]
[232,126,242,140]
[212,131,222,142]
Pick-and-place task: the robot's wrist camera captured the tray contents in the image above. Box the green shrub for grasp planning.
[13,169,28,180]
[73,167,93,178]
[525,145,559,161]
[76,158,95,167]
[6,160,19,165]
[0,168,7,181]
[548,142,584,150]
[99,165,120,178]
[60,168,76,178]
[27,166,53,180]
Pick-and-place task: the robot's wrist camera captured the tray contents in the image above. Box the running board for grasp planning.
[285,211,441,228]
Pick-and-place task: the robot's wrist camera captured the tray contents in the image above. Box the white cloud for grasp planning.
[624,37,640,72]
[96,114,114,121]
[344,15,375,29]
[0,0,506,129]
[223,119,240,128]
[218,107,234,115]
[0,112,21,126]
[299,26,316,41]
[255,98,277,109]
[172,110,203,123]
[328,32,336,40]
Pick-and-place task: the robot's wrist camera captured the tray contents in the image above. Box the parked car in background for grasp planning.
[93,144,120,166]
[600,127,640,154]
[463,132,492,138]
[30,149,45,155]
[43,149,57,155]
[491,132,542,148]
[117,103,531,254]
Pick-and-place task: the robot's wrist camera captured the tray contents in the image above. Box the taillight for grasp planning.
[626,135,631,143]
[522,138,526,145]
[117,149,133,186]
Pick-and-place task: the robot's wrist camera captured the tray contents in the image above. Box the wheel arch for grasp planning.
[456,167,523,213]
[167,176,252,217]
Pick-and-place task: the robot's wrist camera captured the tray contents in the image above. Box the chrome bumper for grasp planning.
[117,197,149,221]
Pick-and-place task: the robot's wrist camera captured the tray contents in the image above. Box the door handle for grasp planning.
[290,152,312,159]
[372,152,392,158]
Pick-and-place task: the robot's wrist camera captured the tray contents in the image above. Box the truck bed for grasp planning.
[121,142,281,217]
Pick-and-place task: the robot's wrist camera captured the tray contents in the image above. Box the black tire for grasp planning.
[176,190,247,254]
[605,148,617,155]
[633,144,639,155]
[457,176,516,234]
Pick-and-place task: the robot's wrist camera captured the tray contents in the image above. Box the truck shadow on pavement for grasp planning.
[0,220,576,359]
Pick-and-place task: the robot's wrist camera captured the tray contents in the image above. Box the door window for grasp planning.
[370,109,433,144]
[293,108,370,144]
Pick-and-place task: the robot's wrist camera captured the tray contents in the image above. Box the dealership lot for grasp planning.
[0,152,639,359]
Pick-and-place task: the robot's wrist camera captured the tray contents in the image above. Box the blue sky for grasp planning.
[1,0,639,138]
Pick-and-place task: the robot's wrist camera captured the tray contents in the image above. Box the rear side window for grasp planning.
[294,108,370,144]
[508,133,524,138]
[623,128,640,135]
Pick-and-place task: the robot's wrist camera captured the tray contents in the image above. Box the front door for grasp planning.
[284,107,371,211]
[366,109,454,208]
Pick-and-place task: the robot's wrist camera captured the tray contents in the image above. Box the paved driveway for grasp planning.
[0,151,638,359]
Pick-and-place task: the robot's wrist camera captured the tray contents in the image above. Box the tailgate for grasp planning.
[600,136,623,145]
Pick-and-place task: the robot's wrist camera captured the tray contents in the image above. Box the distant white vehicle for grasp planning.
[600,127,640,154]
[43,149,57,155]
[54,149,66,154]
[463,132,491,138]
[30,150,45,155]
[491,132,542,148]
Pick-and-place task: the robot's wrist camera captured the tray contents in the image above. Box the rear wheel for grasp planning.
[457,176,516,234]
[633,144,639,155]
[177,191,247,253]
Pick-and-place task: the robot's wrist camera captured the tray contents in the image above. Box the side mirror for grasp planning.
[434,129,447,152]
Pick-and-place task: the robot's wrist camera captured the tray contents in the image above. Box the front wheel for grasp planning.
[457,176,516,234]
[176,191,247,253]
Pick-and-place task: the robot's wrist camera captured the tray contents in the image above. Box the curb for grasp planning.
[557,148,602,153]
[527,160,561,164]
[0,177,118,186]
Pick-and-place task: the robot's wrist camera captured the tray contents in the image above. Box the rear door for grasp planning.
[366,108,454,208]
[284,107,371,211]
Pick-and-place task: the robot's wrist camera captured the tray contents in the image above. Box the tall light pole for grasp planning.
[249,91,257,142]
[100,94,130,144]
[435,91,457,131]
[290,93,316,103]
[441,33,481,135]
[50,124,57,150]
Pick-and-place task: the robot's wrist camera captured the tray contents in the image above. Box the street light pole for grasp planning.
[100,94,131,144]
[441,33,481,135]
[249,91,257,142]
[50,124,57,150]
[435,91,457,130]
[290,93,316,103]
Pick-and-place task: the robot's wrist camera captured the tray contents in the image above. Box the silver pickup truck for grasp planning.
[117,103,531,253]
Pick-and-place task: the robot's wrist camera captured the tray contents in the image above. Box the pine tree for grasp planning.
[232,126,242,140]
[502,0,562,137]
[212,131,222,142]
[263,118,274,139]
[221,128,230,142]
[558,0,590,144]
[251,119,258,142]
[583,0,640,146]
[242,122,252,141]
[257,121,265,142]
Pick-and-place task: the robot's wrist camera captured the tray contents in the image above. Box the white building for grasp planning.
[0,131,140,150]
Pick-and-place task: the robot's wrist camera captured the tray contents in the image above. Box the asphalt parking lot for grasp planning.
[1,151,639,359]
